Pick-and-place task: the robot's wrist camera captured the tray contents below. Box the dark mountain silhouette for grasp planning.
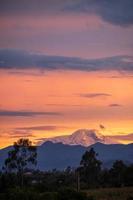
[0,142,132,170]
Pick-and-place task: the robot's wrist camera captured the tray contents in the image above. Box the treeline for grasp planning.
[0,138,133,200]
[78,148,133,188]
[0,161,132,191]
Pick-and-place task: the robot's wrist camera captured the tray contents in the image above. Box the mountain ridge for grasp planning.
[0,141,133,170]
[41,129,121,146]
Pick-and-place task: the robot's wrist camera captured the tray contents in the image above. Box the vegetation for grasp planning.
[86,187,133,200]
[3,139,37,187]
[0,138,133,200]
[79,148,102,188]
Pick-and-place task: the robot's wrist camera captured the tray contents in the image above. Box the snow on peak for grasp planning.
[41,129,117,147]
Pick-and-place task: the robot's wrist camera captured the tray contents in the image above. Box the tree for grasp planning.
[124,164,133,186]
[109,160,127,187]
[79,148,102,188]
[3,138,37,186]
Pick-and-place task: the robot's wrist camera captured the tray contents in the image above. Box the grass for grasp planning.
[85,187,133,200]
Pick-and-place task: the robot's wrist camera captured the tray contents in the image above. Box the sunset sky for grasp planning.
[0,0,133,148]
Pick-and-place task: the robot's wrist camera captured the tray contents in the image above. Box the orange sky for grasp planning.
[0,69,133,148]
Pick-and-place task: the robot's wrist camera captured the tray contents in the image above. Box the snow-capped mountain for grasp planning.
[41,129,118,146]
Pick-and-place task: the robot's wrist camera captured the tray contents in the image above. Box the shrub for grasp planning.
[57,189,92,200]
[127,196,133,200]
[40,192,57,200]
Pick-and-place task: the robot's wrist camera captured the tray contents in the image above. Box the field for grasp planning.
[86,187,133,200]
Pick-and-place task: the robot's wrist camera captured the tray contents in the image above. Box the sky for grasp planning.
[0,0,133,148]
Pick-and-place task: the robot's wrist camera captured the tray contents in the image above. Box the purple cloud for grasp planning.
[79,93,111,98]
[109,104,122,107]
[0,109,62,117]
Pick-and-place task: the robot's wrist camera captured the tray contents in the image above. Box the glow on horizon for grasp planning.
[0,69,133,148]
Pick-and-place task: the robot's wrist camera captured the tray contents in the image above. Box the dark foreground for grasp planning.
[0,187,133,200]
[1,139,132,199]
[86,187,133,200]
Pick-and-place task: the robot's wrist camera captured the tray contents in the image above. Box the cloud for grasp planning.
[0,0,133,26]
[8,71,45,77]
[16,125,59,131]
[46,103,82,107]
[0,0,65,16]
[0,129,33,138]
[63,0,133,27]
[109,103,122,107]
[109,133,133,141]
[9,130,33,138]
[79,93,111,98]
[0,109,61,117]
[14,125,72,133]
[99,124,106,130]
[0,126,60,139]
[0,49,133,72]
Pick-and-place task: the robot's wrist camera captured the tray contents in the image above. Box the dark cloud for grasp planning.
[0,49,133,72]
[16,125,59,131]
[0,0,65,16]
[0,0,133,26]
[109,103,122,107]
[79,93,111,98]
[99,124,106,130]
[0,109,61,117]
[63,0,133,26]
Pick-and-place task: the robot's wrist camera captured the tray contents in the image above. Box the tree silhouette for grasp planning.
[109,160,126,187]
[80,148,102,188]
[4,138,37,186]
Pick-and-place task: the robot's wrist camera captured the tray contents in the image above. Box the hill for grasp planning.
[0,142,132,170]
